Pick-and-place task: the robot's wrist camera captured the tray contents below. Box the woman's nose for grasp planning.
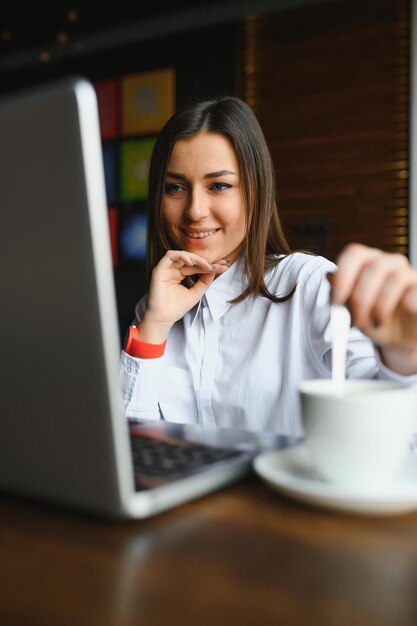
[185,188,210,220]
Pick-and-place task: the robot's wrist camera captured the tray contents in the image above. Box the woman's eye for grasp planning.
[164,183,184,194]
[210,182,231,192]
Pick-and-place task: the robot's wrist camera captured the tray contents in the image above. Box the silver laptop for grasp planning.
[0,77,293,519]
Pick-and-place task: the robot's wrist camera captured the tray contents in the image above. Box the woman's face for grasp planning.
[162,131,246,265]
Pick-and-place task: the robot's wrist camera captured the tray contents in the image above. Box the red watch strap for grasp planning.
[125,325,167,358]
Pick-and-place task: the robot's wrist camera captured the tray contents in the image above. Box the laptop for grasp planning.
[0,76,293,519]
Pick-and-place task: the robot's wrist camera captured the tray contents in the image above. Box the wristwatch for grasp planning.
[124,324,167,358]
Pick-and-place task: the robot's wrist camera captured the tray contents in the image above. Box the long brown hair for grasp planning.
[147,96,294,303]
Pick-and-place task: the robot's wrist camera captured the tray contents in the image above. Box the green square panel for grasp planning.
[119,137,156,201]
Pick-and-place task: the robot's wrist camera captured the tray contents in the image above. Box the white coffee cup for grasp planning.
[299,379,417,490]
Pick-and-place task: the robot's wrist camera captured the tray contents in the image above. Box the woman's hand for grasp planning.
[139,250,229,344]
[329,243,417,375]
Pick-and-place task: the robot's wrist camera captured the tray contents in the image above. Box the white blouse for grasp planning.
[120,253,417,436]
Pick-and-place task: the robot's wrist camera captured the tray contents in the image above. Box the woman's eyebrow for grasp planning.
[204,170,237,178]
[166,171,186,180]
[166,169,237,180]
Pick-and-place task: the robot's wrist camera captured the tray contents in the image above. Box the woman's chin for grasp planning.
[182,246,216,264]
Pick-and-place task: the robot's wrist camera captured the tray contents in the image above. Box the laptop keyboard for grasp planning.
[130,434,241,480]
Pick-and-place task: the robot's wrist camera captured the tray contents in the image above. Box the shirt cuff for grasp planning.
[120,350,164,420]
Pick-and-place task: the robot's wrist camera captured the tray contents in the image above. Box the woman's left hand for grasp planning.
[329,243,417,375]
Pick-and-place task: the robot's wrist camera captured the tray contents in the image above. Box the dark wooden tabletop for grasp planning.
[1,476,417,626]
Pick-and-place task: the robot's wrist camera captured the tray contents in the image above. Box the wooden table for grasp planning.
[1,476,417,626]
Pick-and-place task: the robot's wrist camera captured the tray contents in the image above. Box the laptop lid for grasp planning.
[0,77,136,516]
[0,77,293,519]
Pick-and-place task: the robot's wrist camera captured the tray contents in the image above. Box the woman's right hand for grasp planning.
[138,250,229,344]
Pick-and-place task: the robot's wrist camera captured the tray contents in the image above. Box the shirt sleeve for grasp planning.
[119,351,164,420]
[119,293,164,421]
[300,256,417,384]
[299,257,376,378]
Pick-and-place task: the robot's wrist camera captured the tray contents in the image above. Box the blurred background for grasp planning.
[0,0,413,336]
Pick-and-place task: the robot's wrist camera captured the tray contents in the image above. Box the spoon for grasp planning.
[330,304,351,392]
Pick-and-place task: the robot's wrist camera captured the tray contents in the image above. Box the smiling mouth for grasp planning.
[183,229,219,239]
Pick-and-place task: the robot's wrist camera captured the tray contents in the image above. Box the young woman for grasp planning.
[120,96,417,435]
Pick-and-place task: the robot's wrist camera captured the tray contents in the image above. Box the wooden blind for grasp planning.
[244,0,410,260]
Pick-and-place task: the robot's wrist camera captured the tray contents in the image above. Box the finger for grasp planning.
[402,284,417,314]
[187,254,222,272]
[331,243,382,305]
[168,262,228,280]
[157,251,186,270]
[174,264,220,277]
[213,263,229,273]
[188,273,216,297]
[162,250,216,272]
[170,258,186,270]
[174,251,205,267]
[198,264,230,281]
[347,255,408,328]
[214,258,232,266]
[370,267,417,327]
[171,256,201,270]
[158,250,200,268]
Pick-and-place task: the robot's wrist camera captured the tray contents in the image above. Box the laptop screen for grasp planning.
[0,77,134,514]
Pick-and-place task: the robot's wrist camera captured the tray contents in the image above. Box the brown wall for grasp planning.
[244,0,409,261]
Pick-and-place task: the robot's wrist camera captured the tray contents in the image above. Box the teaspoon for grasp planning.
[330,303,351,392]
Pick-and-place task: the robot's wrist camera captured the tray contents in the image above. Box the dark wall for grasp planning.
[244,0,410,261]
[0,22,243,100]
[0,22,243,340]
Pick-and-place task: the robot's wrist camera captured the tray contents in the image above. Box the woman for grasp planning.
[120,96,417,435]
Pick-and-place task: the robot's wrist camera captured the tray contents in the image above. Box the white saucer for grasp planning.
[253,444,417,516]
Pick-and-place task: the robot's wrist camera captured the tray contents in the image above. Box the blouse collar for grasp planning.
[190,259,247,325]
